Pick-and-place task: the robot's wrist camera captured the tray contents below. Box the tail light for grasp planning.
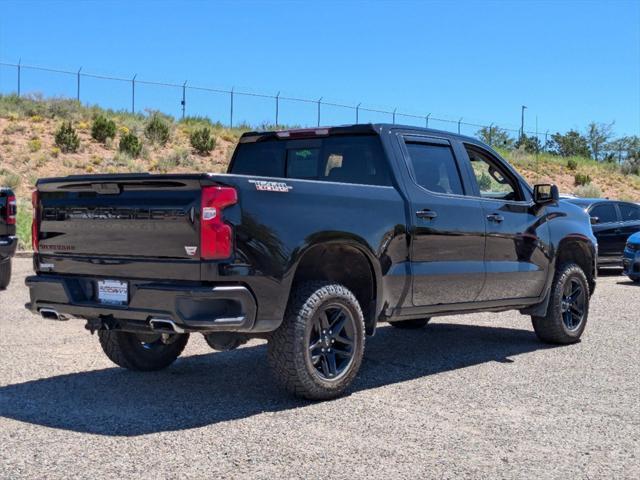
[6,195,16,225]
[200,186,237,260]
[31,190,40,253]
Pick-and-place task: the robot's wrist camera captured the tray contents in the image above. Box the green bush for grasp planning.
[2,172,21,189]
[478,172,492,191]
[91,115,116,143]
[54,121,80,153]
[190,127,216,155]
[566,158,578,171]
[158,147,191,172]
[27,137,42,152]
[144,113,171,146]
[118,132,142,157]
[574,172,591,186]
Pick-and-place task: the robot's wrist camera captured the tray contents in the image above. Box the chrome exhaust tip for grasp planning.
[149,318,185,334]
[40,308,69,321]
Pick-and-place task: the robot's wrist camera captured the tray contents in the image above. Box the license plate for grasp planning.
[97,280,128,305]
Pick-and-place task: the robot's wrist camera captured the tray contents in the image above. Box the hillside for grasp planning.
[1,94,639,249]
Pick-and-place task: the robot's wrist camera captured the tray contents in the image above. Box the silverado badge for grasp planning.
[249,179,293,192]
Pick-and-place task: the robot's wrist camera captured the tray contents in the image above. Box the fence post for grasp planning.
[131,74,137,113]
[317,97,322,127]
[76,67,82,102]
[275,91,280,126]
[458,117,463,134]
[181,81,187,119]
[230,87,234,128]
[356,102,361,124]
[425,113,431,128]
[17,58,21,97]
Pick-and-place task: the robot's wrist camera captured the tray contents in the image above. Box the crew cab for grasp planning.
[26,124,597,399]
[0,187,17,290]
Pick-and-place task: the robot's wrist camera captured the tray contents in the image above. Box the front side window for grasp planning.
[590,204,618,223]
[619,203,640,222]
[404,142,464,195]
[465,145,521,201]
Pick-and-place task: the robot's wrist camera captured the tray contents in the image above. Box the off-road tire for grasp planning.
[268,282,365,400]
[532,263,589,344]
[98,330,189,371]
[389,318,431,329]
[0,260,11,290]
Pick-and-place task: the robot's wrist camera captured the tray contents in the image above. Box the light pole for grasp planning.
[520,105,527,141]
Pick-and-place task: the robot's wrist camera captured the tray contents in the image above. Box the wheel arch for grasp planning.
[522,234,596,318]
[555,235,596,295]
[286,238,383,335]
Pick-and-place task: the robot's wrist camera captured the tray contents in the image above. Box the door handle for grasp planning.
[416,209,438,220]
[487,213,504,223]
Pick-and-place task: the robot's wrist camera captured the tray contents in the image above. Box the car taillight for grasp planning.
[6,195,16,225]
[200,186,237,260]
[31,190,40,253]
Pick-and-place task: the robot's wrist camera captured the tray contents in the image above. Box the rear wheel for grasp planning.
[532,263,589,344]
[389,318,431,329]
[268,282,365,400]
[0,260,11,290]
[98,330,189,371]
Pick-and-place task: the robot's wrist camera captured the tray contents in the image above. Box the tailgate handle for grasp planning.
[91,183,121,195]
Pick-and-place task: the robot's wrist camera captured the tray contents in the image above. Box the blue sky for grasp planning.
[0,0,638,138]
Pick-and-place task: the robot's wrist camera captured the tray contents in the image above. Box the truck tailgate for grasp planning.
[35,174,211,281]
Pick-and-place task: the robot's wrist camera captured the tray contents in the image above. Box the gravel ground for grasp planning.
[1,258,638,479]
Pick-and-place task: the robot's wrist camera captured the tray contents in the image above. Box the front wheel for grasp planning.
[98,330,189,371]
[268,282,365,400]
[0,260,11,290]
[532,263,589,344]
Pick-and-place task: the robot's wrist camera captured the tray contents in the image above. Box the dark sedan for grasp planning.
[564,198,640,268]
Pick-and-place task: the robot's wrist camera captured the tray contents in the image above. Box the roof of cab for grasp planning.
[239,123,485,145]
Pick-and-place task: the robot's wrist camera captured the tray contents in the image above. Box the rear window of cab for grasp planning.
[229,135,391,186]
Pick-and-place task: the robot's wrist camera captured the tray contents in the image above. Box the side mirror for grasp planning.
[590,216,599,225]
[533,184,559,205]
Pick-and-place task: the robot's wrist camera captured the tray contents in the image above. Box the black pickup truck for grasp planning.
[0,188,17,289]
[26,124,597,399]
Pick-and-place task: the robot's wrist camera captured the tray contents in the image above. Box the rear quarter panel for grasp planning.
[209,174,409,323]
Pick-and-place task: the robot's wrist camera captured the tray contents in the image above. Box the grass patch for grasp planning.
[16,200,32,250]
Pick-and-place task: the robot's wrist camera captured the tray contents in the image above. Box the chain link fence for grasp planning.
[0,61,549,143]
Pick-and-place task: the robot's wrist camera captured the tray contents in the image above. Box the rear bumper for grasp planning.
[0,236,18,260]
[25,274,259,333]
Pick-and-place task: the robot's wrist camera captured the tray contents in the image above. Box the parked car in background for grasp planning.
[564,198,640,269]
[623,232,640,283]
[0,188,18,289]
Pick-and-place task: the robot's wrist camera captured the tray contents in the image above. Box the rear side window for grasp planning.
[590,204,618,223]
[404,142,464,195]
[286,148,321,179]
[231,142,285,177]
[230,135,391,186]
[619,203,640,221]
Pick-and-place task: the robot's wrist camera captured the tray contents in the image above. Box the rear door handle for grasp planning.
[487,213,504,223]
[416,209,438,220]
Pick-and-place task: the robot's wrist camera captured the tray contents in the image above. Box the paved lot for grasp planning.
[1,258,638,479]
